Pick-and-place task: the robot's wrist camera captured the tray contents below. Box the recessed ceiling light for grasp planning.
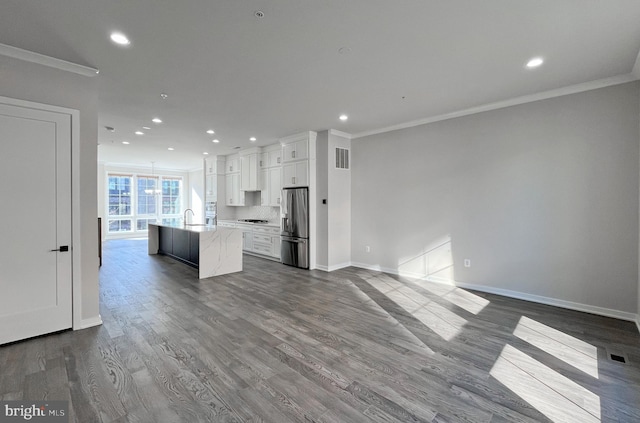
[122,141,130,145]
[152,118,162,124]
[142,126,151,130]
[338,47,352,55]
[250,137,257,142]
[212,139,220,143]
[206,129,215,134]
[104,126,115,132]
[339,114,348,121]
[160,93,168,100]
[203,152,209,155]
[110,32,130,46]
[526,57,544,69]
[168,147,175,151]
[255,10,265,18]
[135,131,144,135]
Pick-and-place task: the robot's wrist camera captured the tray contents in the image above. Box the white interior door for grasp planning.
[0,103,72,345]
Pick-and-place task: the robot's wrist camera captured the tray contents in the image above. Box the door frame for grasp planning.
[0,95,86,331]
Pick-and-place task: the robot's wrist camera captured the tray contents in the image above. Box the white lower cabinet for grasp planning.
[243,225,280,260]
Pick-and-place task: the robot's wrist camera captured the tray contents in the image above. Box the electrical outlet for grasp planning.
[365,246,371,253]
[464,259,471,268]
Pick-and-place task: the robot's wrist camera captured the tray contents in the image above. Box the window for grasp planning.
[136,176,158,231]
[108,175,132,232]
[106,172,183,235]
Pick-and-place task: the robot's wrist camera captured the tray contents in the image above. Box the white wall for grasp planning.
[316,131,329,268]
[0,55,100,325]
[189,168,204,223]
[352,82,640,318]
[327,131,351,269]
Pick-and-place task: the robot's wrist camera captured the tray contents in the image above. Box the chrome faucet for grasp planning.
[183,208,194,225]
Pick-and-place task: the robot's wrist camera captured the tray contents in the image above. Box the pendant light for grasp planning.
[145,161,162,195]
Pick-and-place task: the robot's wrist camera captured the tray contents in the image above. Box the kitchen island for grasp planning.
[148,223,242,279]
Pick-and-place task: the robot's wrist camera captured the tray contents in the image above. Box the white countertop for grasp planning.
[149,222,238,233]
[217,220,280,228]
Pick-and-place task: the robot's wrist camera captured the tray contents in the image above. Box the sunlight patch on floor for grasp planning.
[514,316,599,378]
[490,344,600,422]
[368,277,467,341]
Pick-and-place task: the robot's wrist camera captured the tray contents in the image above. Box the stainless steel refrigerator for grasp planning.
[280,187,309,269]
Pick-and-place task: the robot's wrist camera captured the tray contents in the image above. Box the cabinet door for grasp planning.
[269,149,282,167]
[294,161,308,186]
[241,154,259,191]
[225,174,242,206]
[205,158,216,175]
[282,139,308,162]
[226,156,238,174]
[242,230,253,251]
[269,167,281,206]
[172,229,190,260]
[271,236,281,259]
[158,226,173,254]
[260,169,269,206]
[282,161,308,187]
[225,174,233,205]
[235,173,244,205]
[189,232,200,265]
[259,153,268,169]
[205,174,216,202]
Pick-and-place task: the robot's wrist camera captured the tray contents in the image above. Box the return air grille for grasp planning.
[336,147,349,169]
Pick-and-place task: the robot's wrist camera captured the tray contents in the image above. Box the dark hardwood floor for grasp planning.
[2,239,640,422]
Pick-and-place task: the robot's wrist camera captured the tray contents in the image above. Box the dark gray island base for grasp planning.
[148,223,242,279]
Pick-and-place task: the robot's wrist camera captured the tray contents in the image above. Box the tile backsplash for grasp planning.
[222,206,280,223]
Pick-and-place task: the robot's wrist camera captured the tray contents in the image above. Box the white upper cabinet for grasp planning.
[268,148,282,167]
[261,167,282,206]
[282,138,308,163]
[240,153,259,191]
[225,154,239,174]
[279,132,315,187]
[225,172,243,206]
[282,161,308,187]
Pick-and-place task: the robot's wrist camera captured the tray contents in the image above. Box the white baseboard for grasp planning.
[76,315,103,330]
[350,262,638,324]
[314,262,353,272]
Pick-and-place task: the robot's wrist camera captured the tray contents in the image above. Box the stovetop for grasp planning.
[237,219,269,224]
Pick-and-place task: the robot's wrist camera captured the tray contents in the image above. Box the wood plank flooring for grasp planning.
[2,238,640,422]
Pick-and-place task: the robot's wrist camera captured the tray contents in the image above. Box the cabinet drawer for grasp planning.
[252,243,272,255]
[253,226,279,235]
[253,234,272,244]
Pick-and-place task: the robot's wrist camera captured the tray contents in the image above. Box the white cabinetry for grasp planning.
[260,166,282,206]
[248,225,280,260]
[225,154,239,174]
[282,161,308,187]
[204,157,225,203]
[237,224,253,251]
[282,139,308,162]
[280,132,314,188]
[240,150,260,191]
[225,172,243,206]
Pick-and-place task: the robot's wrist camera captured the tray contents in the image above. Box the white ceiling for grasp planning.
[1,0,640,170]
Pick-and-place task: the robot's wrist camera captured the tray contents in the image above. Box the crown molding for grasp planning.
[328,129,353,139]
[0,43,99,77]
[352,73,639,139]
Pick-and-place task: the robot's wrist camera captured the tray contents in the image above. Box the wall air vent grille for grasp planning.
[336,147,349,169]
